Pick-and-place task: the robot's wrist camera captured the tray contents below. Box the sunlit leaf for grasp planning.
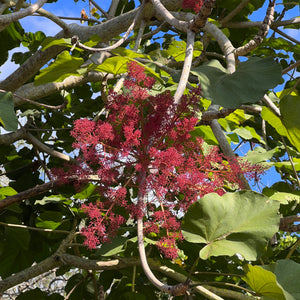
[242,265,285,300]
[280,95,300,152]
[182,191,280,260]
[34,51,84,85]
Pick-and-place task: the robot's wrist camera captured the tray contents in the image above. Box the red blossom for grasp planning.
[182,0,204,13]
[53,61,265,256]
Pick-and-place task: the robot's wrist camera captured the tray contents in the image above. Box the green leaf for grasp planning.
[191,57,282,108]
[95,236,137,257]
[242,265,285,300]
[40,37,72,51]
[34,51,84,85]
[181,191,280,260]
[233,126,262,142]
[0,186,17,199]
[0,92,18,132]
[264,260,300,300]
[73,183,96,200]
[35,194,66,205]
[167,40,187,62]
[93,56,130,74]
[263,187,300,204]
[245,147,278,164]
[280,95,300,152]
[261,106,286,136]
[112,47,148,59]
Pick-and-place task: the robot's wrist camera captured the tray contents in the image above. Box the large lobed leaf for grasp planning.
[181,191,280,260]
[34,51,84,85]
[191,57,282,108]
[243,260,300,300]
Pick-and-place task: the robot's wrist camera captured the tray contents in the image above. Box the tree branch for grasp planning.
[0,0,48,29]
[174,29,195,105]
[151,0,188,32]
[221,0,252,26]
[188,0,215,32]
[71,0,147,53]
[235,0,275,56]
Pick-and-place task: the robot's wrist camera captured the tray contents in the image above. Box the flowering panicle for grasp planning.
[53,61,264,256]
[182,0,204,13]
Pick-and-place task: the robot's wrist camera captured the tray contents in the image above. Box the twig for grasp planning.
[0,89,67,110]
[89,0,108,19]
[0,0,48,28]
[274,28,300,44]
[26,133,73,162]
[286,238,300,259]
[174,29,195,105]
[282,60,300,74]
[108,0,119,19]
[0,221,70,234]
[235,0,276,56]
[71,0,146,53]
[221,0,251,26]
[262,94,281,117]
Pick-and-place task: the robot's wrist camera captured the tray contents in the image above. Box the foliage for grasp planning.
[0,0,300,299]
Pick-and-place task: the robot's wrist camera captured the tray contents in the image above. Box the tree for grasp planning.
[0,0,300,299]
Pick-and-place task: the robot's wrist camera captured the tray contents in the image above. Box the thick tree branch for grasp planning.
[13,72,107,107]
[0,0,48,29]
[71,0,147,53]
[151,0,188,32]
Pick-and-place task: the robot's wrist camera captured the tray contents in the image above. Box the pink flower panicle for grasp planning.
[54,61,264,256]
[182,0,204,13]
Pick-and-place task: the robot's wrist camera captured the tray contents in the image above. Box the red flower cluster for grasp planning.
[182,0,204,13]
[54,61,264,258]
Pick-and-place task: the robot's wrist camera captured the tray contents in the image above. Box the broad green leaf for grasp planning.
[181,191,280,260]
[35,220,62,230]
[95,236,137,257]
[273,158,300,172]
[6,227,30,251]
[245,147,278,164]
[265,260,300,300]
[242,265,285,300]
[34,51,84,85]
[73,183,96,200]
[193,125,219,145]
[0,186,17,199]
[0,92,18,132]
[191,57,282,108]
[280,95,300,152]
[233,126,262,142]
[94,56,130,74]
[167,40,188,62]
[41,37,72,51]
[263,188,300,204]
[112,47,148,59]
[261,106,286,136]
[35,194,66,205]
